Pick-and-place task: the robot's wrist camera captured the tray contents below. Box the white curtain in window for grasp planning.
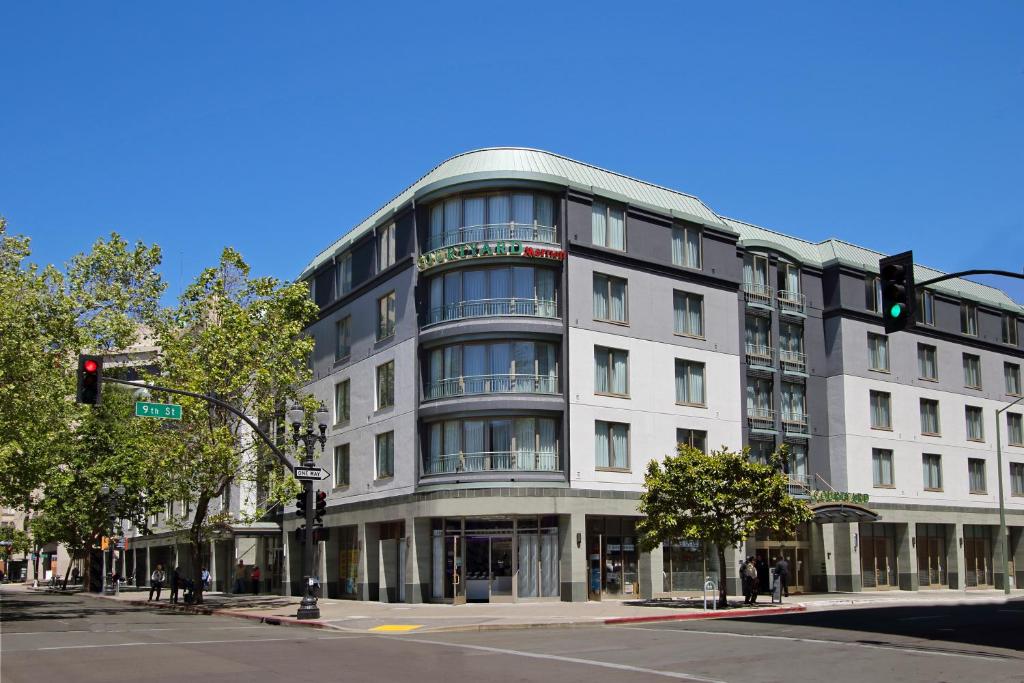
[535,195,553,228]
[688,363,704,404]
[490,343,512,388]
[610,277,627,321]
[518,533,539,597]
[511,266,533,301]
[536,269,555,316]
[429,349,443,385]
[688,295,702,336]
[743,256,754,286]
[612,349,628,394]
[671,227,684,266]
[685,228,700,268]
[443,420,461,456]
[490,268,510,315]
[464,345,486,393]
[463,197,485,243]
[595,423,610,468]
[538,343,557,388]
[512,193,534,240]
[444,272,461,306]
[592,202,607,246]
[541,531,559,596]
[673,292,686,333]
[443,346,461,380]
[611,423,628,468]
[965,357,980,387]
[608,206,625,250]
[488,194,510,233]
[538,418,557,469]
[516,418,536,470]
[464,270,486,302]
[464,420,485,458]
[429,276,444,316]
[491,420,512,468]
[786,266,800,293]
[594,349,609,393]
[428,424,442,466]
[593,276,609,319]
[675,361,687,402]
[514,342,535,392]
[789,444,807,476]
[444,198,461,237]
[430,204,444,244]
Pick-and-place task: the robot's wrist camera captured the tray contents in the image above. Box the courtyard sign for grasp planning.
[810,490,869,505]
[417,241,566,272]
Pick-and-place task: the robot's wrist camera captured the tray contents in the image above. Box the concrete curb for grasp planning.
[604,604,806,625]
[87,593,335,631]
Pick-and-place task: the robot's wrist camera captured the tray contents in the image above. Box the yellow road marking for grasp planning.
[369,624,423,633]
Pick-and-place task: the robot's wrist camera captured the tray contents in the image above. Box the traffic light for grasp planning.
[879,250,915,334]
[295,490,307,517]
[76,354,104,405]
[314,490,327,524]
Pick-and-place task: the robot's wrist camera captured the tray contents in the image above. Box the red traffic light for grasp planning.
[76,354,104,405]
[84,359,98,373]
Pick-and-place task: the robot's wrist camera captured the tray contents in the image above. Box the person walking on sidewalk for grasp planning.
[744,557,759,604]
[169,566,180,604]
[775,556,791,597]
[250,565,261,595]
[149,564,165,601]
[233,560,247,594]
[200,566,211,591]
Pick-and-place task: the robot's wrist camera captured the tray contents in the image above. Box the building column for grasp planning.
[209,541,218,592]
[406,517,431,603]
[358,522,380,602]
[724,544,743,597]
[145,546,152,589]
[950,522,966,590]
[993,525,1010,591]
[639,542,664,599]
[897,522,918,591]
[559,512,586,602]
[1011,527,1023,591]
[833,522,859,592]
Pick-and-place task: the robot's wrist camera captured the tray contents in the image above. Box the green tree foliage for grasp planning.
[153,248,317,603]
[637,444,813,607]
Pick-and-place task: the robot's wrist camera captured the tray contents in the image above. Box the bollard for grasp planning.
[703,576,717,611]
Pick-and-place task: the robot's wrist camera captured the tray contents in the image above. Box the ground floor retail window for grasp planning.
[662,540,718,592]
[751,526,810,594]
[964,525,993,587]
[916,523,948,588]
[586,516,639,599]
[860,523,898,589]
[337,526,360,599]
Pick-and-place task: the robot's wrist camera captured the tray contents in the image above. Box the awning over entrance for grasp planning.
[811,502,880,523]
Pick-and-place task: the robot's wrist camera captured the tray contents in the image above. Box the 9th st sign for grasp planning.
[135,401,183,420]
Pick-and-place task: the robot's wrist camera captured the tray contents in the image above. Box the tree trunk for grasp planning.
[60,553,74,590]
[189,495,211,605]
[717,545,729,608]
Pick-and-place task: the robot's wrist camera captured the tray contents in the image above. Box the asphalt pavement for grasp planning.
[3,588,1022,683]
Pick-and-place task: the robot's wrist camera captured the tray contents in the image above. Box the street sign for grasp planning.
[294,466,330,481]
[135,401,182,420]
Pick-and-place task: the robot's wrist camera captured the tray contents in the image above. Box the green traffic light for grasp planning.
[890,303,904,318]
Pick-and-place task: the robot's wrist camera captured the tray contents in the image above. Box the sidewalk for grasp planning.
[66,585,1020,634]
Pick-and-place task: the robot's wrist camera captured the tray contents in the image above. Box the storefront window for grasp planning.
[338,526,360,599]
[662,540,718,592]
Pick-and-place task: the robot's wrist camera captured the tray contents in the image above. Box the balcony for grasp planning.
[425,374,559,401]
[745,344,775,373]
[777,290,806,317]
[747,408,776,433]
[779,349,807,376]
[782,411,810,438]
[742,282,774,309]
[425,223,558,252]
[424,297,558,327]
[423,450,560,475]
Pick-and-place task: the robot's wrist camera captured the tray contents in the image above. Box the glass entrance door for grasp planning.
[861,537,895,588]
[490,538,514,601]
[916,524,947,588]
[964,526,993,587]
[448,534,465,604]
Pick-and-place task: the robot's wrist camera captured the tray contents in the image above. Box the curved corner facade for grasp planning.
[288,148,1024,603]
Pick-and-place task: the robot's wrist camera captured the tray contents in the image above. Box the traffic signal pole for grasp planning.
[298,476,318,619]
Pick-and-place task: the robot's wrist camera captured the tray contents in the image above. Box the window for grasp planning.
[375,431,395,478]
[1008,413,1024,446]
[778,263,801,297]
[376,360,394,409]
[335,316,351,361]
[424,416,559,474]
[963,353,982,389]
[922,453,943,490]
[334,444,350,487]
[872,448,894,487]
[749,439,774,465]
[426,340,558,398]
[591,201,625,251]
[1011,463,1024,496]
[594,346,629,396]
[426,265,558,324]
[743,254,770,293]
[673,291,704,337]
[870,391,891,430]
[968,458,986,494]
[919,398,940,436]
[868,333,889,372]
[917,344,937,381]
[865,275,882,313]
[377,223,396,272]
[334,380,350,425]
[965,406,984,441]
[377,291,396,340]
[960,302,978,336]
[676,428,707,453]
[595,421,629,470]
[593,273,628,323]
[336,253,352,297]
[915,289,935,326]
[675,359,706,406]
[1006,363,1022,396]
[671,225,701,269]
[1003,314,1019,346]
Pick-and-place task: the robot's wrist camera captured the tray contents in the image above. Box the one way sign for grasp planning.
[294,466,330,481]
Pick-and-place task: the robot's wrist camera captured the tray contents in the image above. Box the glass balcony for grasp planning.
[424,374,559,401]
[747,408,776,432]
[782,412,810,437]
[425,223,558,253]
[742,282,774,308]
[779,349,807,375]
[777,290,806,316]
[424,297,558,326]
[423,450,561,475]
[745,344,775,372]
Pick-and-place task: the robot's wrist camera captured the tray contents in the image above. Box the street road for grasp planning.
[2,589,1021,683]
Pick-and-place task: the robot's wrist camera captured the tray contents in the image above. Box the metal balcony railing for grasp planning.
[779,349,807,375]
[777,290,806,315]
[423,450,561,475]
[782,411,810,436]
[745,344,775,369]
[424,298,558,326]
[742,282,774,308]
[747,407,776,431]
[425,223,558,252]
[424,374,559,401]
[787,473,813,495]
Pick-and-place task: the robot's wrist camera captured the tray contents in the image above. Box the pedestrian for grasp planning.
[201,566,211,591]
[250,565,261,595]
[233,560,246,594]
[740,557,751,604]
[169,566,180,604]
[745,557,759,604]
[71,566,80,585]
[775,555,791,598]
[149,564,165,601]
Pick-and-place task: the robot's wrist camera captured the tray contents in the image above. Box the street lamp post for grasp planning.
[287,402,329,620]
[995,395,1024,595]
[99,484,125,595]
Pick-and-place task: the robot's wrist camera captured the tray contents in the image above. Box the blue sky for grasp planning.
[2,2,1021,302]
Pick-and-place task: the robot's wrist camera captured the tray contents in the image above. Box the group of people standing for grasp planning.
[147,564,214,602]
[740,555,790,604]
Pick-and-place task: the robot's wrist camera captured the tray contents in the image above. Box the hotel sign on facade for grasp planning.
[417,240,566,272]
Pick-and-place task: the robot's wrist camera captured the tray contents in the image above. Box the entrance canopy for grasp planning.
[811,502,880,523]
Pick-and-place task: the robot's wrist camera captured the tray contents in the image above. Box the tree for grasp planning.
[637,444,813,607]
[153,248,317,603]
